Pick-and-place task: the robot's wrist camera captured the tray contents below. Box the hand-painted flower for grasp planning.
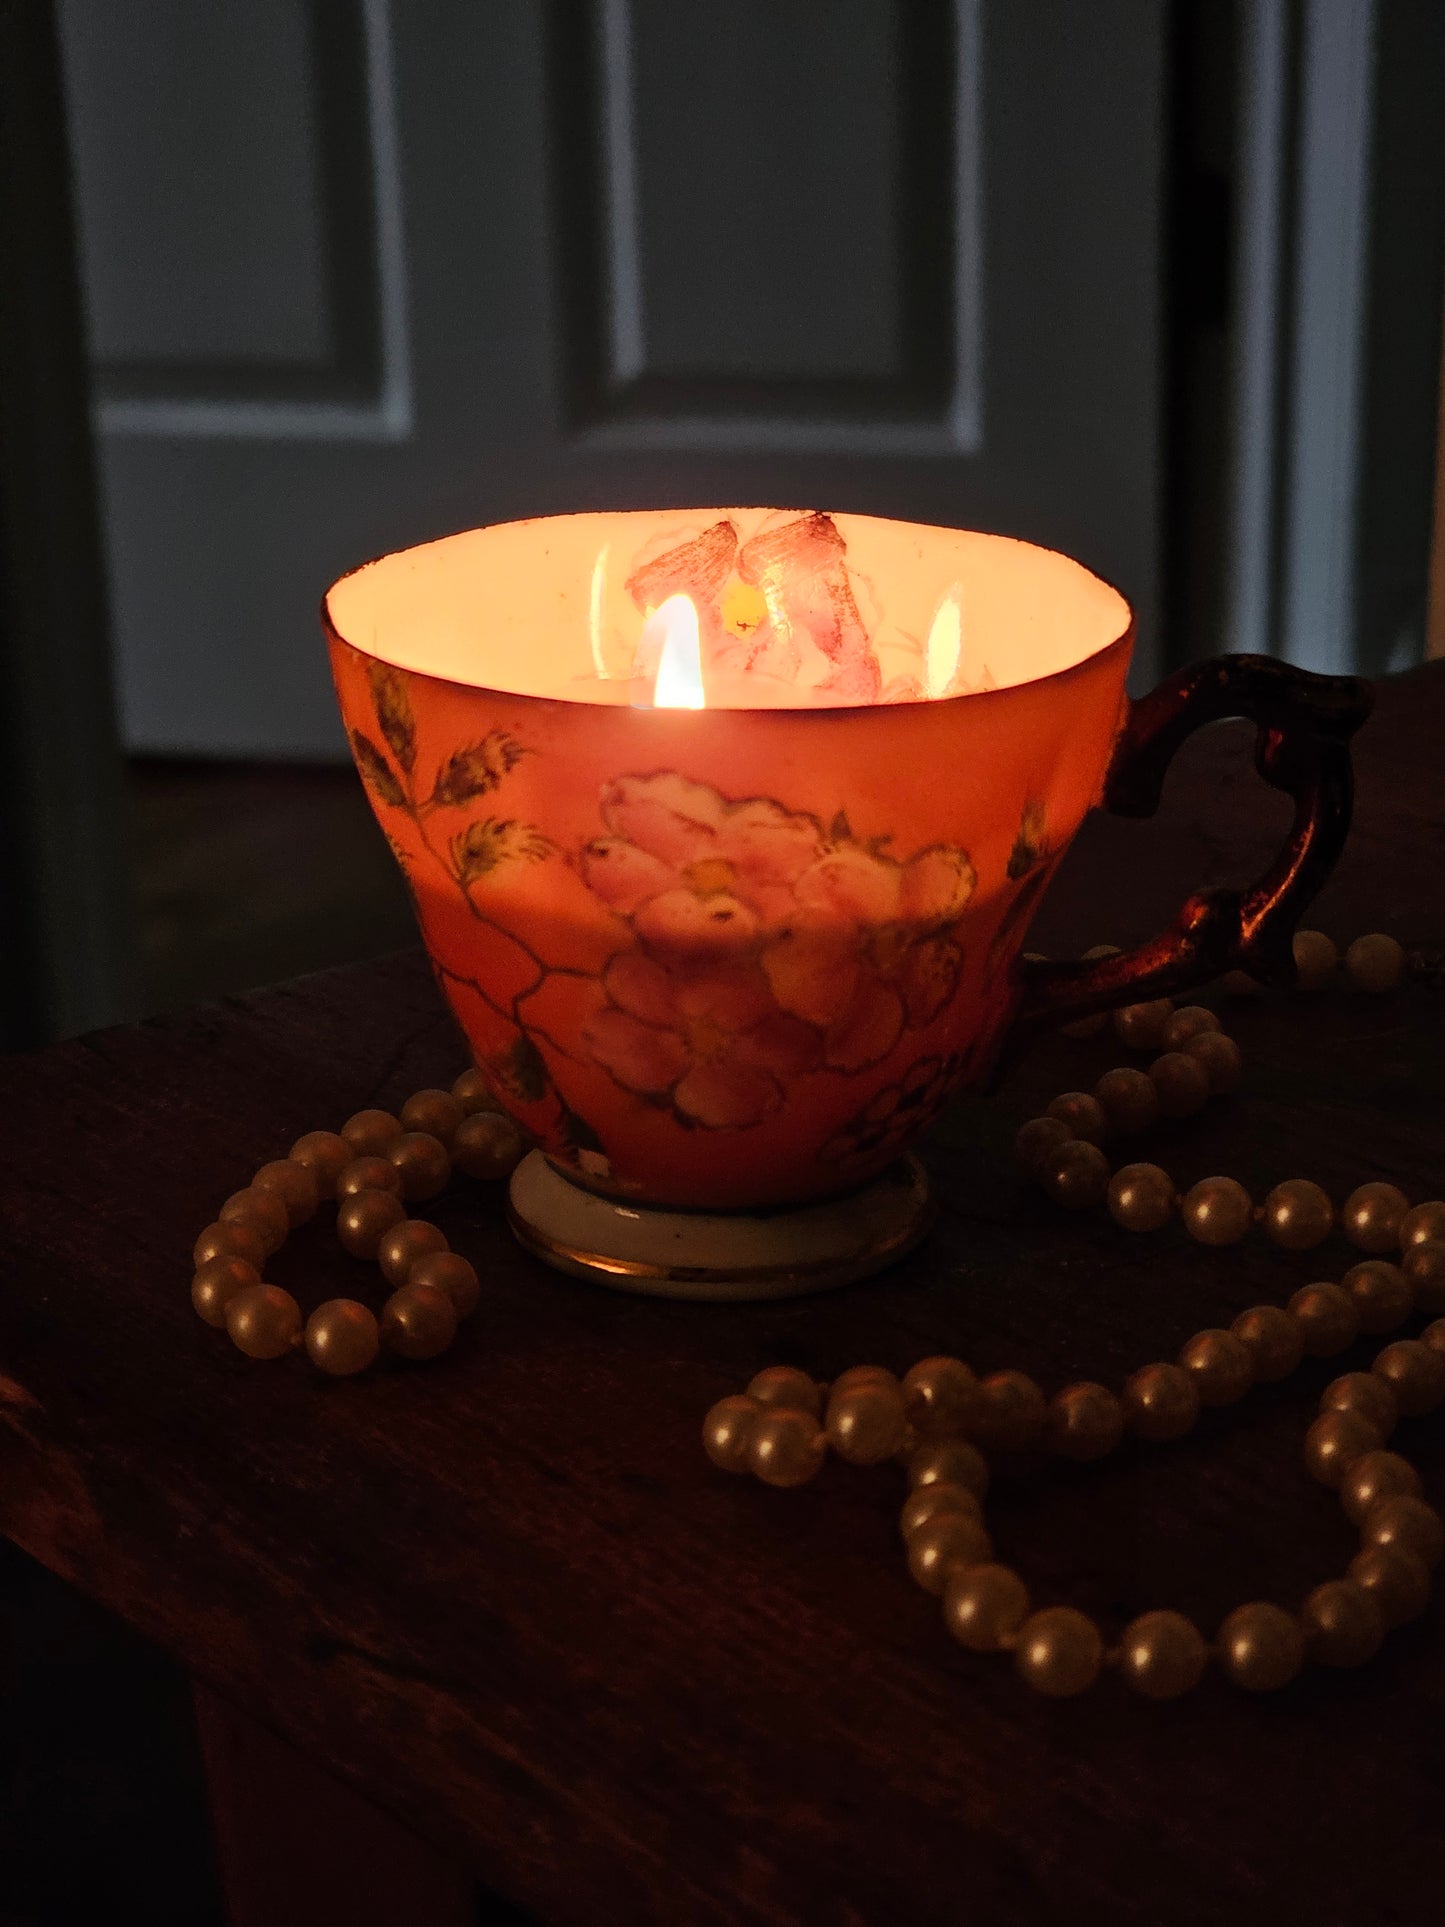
[582,950,821,1128]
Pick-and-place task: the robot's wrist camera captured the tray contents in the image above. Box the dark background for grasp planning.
[1,2,1443,1921]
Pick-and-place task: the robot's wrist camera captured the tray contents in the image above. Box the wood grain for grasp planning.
[2,664,1444,1926]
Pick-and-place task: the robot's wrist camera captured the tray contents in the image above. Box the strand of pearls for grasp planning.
[702,929,1445,1697]
[189,1073,524,1373]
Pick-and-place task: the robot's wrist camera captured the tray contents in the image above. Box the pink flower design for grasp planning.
[819,1053,969,1176]
[582,950,820,1129]
[573,772,976,1126]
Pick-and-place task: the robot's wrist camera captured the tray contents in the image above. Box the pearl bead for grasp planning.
[1220,968,1262,996]
[900,1481,982,1541]
[1181,1176,1253,1246]
[377,1219,449,1287]
[1262,1179,1334,1251]
[341,1108,402,1155]
[1216,1602,1304,1691]
[1342,1182,1411,1253]
[1303,1410,1383,1487]
[1106,1162,1175,1233]
[1342,1260,1412,1333]
[942,1564,1030,1651]
[1042,1141,1109,1208]
[747,1408,826,1487]
[193,1219,267,1271]
[1359,1494,1443,1568]
[702,1394,761,1472]
[399,1088,465,1146]
[1299,1579,1383,1667]
[1113,999,1174,1050]
[386,1132,452,1202]
[304,1299,380,1377]
[380,1281,458,1361]
[225,1284,302,1360]
[1400,1201,1445,1248]
[1117,1609,1208,1699]
[1045,1091,1108,1145]
[1423,1318,1445,1357]
[220,1186,289,1255]
[1048,1382,1125,1460]
[1231,1305,1304,1382]
[1287,1282,1360,1356]
[453,1110,526,1180]
[1161,1005,1219,1050]
[1178,1329,1253,1406]
[335,1189,406,1258]
[1373,1339,1445,1416]
[250,1158,319,1227]
[1402,1241,1445,1315]
[407,1250,480,1318]
[288,1131,354,1198]
[1291,928,1338,989]
[1348,1545,1432,1627]
[336,1155,403,1201]
[451,1067,494,1114]
[191,1256,260,1328]
[825,1379,908,1464]
[1321,1371,1398,1437]
[1339,1450,1423,1525]
[973,1370,1047,1451]
[1014,1116,1073,1174]
[746,1366,823,1416]
[1343,932,1405,993]
[1013,1607,1103,1697]
[906,1513,992,1594]
[1122,1362,1200,1440]
[907,1438,989,1498]
[901,1356,981,1439]
[1093,1066,1160,1135]
[829,1365,898,1398]
[1180,1028,1243,1095]
[1149,1051,1210,1118]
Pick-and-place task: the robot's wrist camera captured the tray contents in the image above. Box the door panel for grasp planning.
[60,0,1165,757]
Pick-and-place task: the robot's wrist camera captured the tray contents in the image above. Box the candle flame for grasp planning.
[925,586,962,699]
[645,593,705,708]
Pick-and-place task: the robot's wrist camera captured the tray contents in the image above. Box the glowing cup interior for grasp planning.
[326,507,1130,712]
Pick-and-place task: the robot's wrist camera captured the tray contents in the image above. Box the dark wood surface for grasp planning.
[3,664,1445,1927]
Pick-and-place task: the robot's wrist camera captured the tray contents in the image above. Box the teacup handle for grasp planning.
[1014,653,1373,1036]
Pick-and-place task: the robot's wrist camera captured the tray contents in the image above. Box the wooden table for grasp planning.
[2,664,1444,1927]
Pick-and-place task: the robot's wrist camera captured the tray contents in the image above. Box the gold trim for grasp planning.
[505,1165,934,1290]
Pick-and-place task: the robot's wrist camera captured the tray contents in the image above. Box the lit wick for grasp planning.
[643,593,705,709]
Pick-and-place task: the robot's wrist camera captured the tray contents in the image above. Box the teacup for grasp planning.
[325,509,1368,1293]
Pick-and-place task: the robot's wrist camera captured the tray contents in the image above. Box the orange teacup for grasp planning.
[325,508,1367,1216]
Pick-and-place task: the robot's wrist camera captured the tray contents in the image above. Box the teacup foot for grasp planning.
[506,1152,934,1301]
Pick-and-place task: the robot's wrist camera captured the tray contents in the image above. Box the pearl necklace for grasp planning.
[188,928,1442,1697]
[702,928,1445,1697]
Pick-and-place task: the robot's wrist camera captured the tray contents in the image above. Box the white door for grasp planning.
[59,0,1166,757]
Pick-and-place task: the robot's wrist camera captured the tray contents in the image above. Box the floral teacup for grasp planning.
[325,508,1368,1221]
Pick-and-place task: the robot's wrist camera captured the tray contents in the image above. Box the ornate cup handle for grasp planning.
[1015,654,1374,1038]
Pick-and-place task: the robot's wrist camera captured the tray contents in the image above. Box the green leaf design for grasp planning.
[1007,799,1047,880]
[350,730,405,808]
[452,817,554,883]
[431,733,526,807]
[367,661,416,775]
